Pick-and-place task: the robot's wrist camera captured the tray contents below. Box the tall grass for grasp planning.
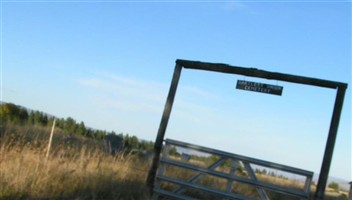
[0,123,150,200]
[0,123,348,200]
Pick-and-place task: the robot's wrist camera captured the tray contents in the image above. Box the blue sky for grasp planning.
[2,1,351,181]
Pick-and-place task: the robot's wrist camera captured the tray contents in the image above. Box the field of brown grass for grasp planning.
[0,123,349,200]
[0,124,150,200]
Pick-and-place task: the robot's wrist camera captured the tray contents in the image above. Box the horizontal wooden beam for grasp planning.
[176,59,347,89]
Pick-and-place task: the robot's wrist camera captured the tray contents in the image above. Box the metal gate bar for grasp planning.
[153,139,313,200]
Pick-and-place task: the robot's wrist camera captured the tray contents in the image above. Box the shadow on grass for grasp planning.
[1,178,150,200]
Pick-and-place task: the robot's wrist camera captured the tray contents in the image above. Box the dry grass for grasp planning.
[159,154,349,200]
[0,124,150,200]
[0,123,349,200]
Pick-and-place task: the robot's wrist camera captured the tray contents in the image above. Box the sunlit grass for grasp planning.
[0,124,150,200]
[0,123,348,200]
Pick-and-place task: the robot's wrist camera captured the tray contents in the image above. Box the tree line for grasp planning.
[0,102,154,151]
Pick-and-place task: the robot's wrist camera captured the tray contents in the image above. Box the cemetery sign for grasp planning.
[236,80,283,96]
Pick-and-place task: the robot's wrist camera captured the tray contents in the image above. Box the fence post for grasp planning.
[349,181,352,200]
[46,119,56,161]
[146,63,182,193]
[314,86,346,200]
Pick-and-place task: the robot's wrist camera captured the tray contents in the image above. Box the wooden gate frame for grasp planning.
[146,59,348,200]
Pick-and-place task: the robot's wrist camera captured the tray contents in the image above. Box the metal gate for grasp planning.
[146,59,347,200]
[153,139,313,200]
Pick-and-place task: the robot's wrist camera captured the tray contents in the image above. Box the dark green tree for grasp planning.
[64,117,76,133]
[130,136,139,149]
[33,111,47,125]
[0,103,20,122]
[328,182,339,192]
[28,112,35,124]
[77,121,86,136]
[18,107,28,122]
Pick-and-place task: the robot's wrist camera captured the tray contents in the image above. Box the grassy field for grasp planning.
[0,124,150,200]
[0,123,349,200]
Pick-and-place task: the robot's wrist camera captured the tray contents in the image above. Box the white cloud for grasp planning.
[78,74,167,113]
[180,85,220,100]
[78,73,219,120]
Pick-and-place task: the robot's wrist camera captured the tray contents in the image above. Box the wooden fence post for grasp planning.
[46,119,56,161]
[146,63,182,193]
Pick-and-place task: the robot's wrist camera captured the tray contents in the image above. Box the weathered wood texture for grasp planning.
[176,59,347,89]
[314,87,347,200]
[146,64,182,191]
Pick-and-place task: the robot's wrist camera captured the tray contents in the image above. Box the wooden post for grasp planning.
[46,119,56,160]
[348,181,352,200]
[146,63,182,192]
[314,86,346,200]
